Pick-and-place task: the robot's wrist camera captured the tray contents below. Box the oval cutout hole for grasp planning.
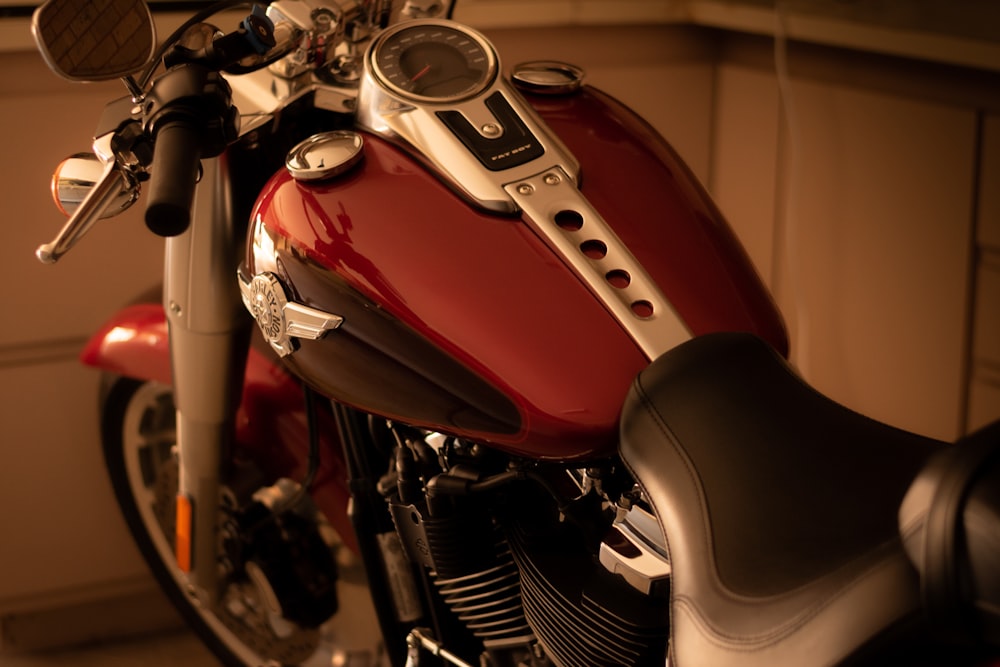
[606,269,631,288]
[581,240,607,259]
[631,300,654,319]
[554,210,584,231]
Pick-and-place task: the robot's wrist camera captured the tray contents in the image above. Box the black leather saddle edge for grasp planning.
[619,332,946,666]
[899,418,1000,647]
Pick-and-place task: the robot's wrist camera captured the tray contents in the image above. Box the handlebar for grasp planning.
[35,0,425,262]
[145,119,203,237]
[141,63,239,237]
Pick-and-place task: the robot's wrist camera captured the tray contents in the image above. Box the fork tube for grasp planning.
[163,155,249,605]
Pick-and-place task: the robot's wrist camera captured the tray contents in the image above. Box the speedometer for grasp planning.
[369,21,498,103]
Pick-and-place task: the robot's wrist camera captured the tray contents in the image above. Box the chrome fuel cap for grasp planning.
[286,131,365,181]
[512,61,585,95]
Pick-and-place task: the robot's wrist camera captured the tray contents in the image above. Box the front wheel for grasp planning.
[99,375,385,666]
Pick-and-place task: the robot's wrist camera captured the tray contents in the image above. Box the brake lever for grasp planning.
[35,157,131,264]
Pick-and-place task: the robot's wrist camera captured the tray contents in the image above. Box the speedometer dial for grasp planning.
[370,21,498,103]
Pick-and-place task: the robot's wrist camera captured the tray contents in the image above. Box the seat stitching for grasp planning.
[670,543,913,650]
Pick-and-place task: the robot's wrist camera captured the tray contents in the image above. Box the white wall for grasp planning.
[710,46,980,441]
[0,49,165,632]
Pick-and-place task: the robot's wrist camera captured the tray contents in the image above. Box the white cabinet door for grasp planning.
[0,54,162,617]
[712,58,978,442]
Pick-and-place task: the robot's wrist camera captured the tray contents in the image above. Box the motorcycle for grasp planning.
[30,0,1000,665]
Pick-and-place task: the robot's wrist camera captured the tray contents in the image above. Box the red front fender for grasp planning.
[81,303,358,552]
[80,303,172,383]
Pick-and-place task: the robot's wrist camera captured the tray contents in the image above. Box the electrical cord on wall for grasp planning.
[773,1,810,376]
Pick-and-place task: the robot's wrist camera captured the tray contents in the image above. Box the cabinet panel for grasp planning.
[0,69,164,349]
[0,360,149,614]
[710,64,781,285]
[711,53,978,441]
[0,52,161,619]
[776,80,975,441]
[980,114,1000,251]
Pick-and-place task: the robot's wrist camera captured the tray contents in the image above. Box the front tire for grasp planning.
[99,375,383,666]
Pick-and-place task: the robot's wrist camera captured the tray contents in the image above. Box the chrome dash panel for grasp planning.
[506,168,691,360]
[356,19,687,358]
[356,20,580,214]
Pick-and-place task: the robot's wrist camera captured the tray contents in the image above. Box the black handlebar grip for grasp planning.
[145,119,202,237]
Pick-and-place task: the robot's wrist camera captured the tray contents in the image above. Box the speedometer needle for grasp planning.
[410,64,432,82]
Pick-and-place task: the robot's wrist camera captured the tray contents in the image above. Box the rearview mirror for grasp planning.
[32,0,156,81]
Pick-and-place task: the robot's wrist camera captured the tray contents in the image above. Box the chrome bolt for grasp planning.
[517,183,534,195]
[544,172,561,186]
[481,123,502,137]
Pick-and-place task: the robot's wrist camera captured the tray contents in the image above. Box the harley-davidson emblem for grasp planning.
[238,270,345,357]
[248,274,286,344]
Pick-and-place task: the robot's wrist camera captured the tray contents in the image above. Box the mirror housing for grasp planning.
[32,0,156,81]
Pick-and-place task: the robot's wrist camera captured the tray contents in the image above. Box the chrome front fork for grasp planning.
[163,155,249,605]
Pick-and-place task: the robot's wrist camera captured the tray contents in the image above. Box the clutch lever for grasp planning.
[36,133,138,264]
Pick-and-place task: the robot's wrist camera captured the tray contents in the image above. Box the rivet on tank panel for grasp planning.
[286,131,365,182]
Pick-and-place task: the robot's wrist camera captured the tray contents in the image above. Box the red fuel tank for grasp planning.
[246,86,786,461]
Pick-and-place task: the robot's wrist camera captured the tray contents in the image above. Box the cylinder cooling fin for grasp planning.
[383,430,669,666]
[432,535,534,646]
[506,516,670,666]
[421,505,535,647]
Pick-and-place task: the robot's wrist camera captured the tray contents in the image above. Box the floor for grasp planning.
[0,614,401,667]
[1,628,218,667]
[0,564,385,666]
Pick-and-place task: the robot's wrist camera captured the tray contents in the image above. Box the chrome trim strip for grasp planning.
[285,301,345,340]
[505,167,691,360]
[599,506,671,597]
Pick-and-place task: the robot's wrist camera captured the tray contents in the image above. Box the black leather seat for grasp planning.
[619,332,944,666]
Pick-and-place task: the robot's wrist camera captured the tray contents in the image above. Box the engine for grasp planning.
[377,425,671,667]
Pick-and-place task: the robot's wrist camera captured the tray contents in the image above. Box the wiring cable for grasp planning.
[773,1,810,375]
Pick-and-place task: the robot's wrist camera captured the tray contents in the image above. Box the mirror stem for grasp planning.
[122,75,146,103]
